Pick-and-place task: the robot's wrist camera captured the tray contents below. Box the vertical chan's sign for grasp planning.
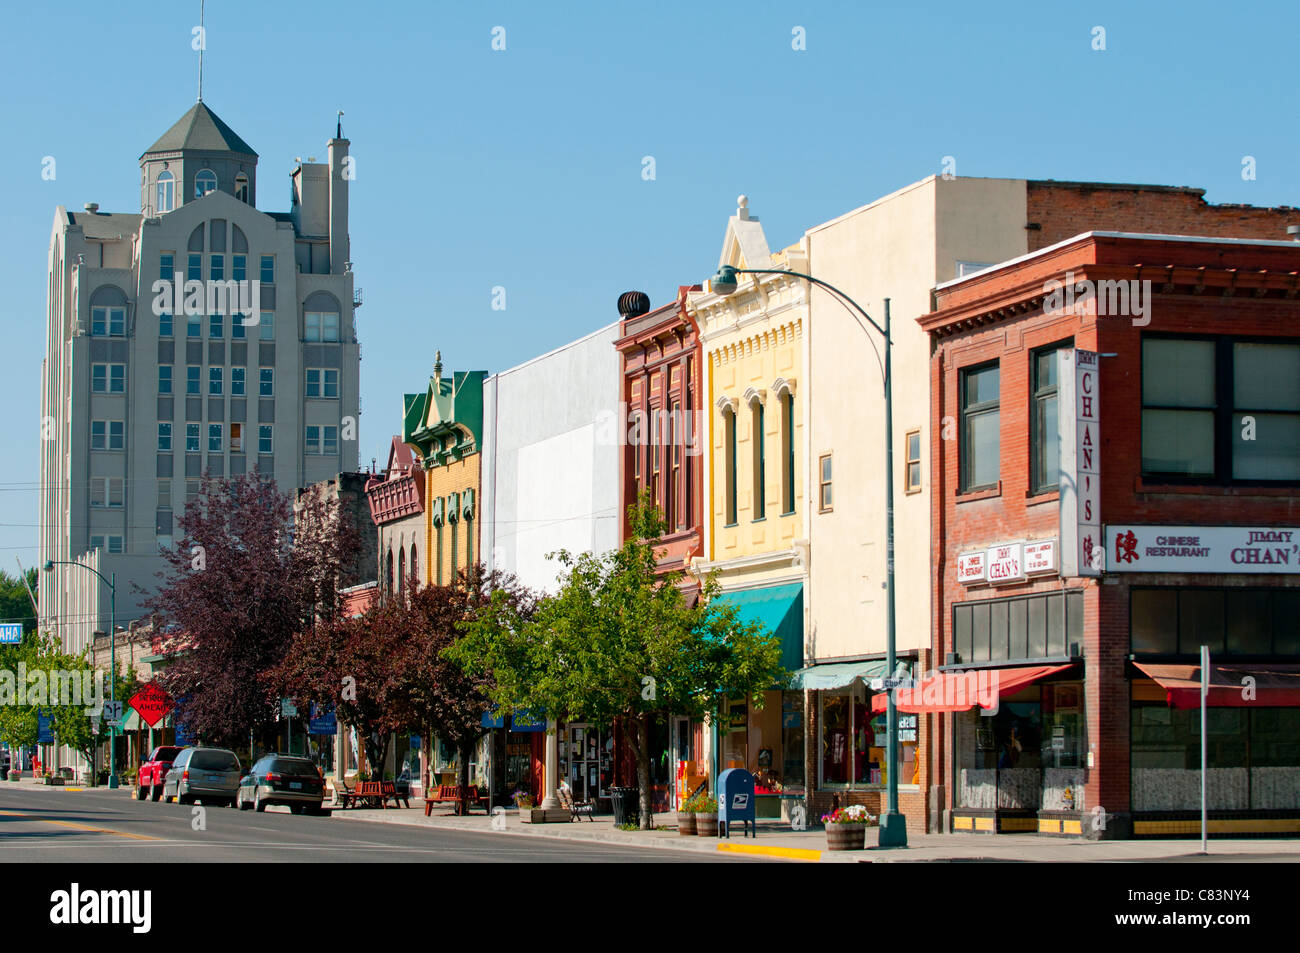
[1058,349,1101,577]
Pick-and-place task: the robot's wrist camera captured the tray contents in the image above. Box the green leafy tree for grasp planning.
[0,634,39,753]
[451,492,787,828]
[0,568,38,636]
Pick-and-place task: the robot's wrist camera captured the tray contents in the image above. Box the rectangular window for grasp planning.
[185,423,200,452]
[160,254,175,282]
[1142,336,1300,483]
[90,535,105,550]
[231,367,245,396]
[209,313,223,339]
[158,478,171,509]
[232,255,246,282]
[107,477,124,508]
[258,425,272,454]
[1131,586,1298,656]
[259,312,274,340]
[230,422,243,453]
[305,368,321,398]
[91,364,125,394]
[208,423,223,452]
[210,255,224,281]
[305,425,320,454]
[260,256,274,284]
[90,476,105,506]
[960,363,1000,492]
[1032,346,1065,494]
[159,312,173,338]
[187,314,202,338]
[209,367,223,395]
[259,368,273,396]
[323,313,340,342]
[186,480,201,502]
[107,535,123,554]
[305,313,320,342]
[670,401,682,528]
[905,429,922,494]
[1141,338,1215,478]
[752,402,765,520]
[108,420,124,450]
[187,254,202,281]
[158,423,172,451]
[91,307,125,337]
[186,365,200,395]
[323,369,338,397]
[819,453,833,512]
[91,420,106,451]
[158,365,172,395]
[323,425,338,455]
[232,314,246,338]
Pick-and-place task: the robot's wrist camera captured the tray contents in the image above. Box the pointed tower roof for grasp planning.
[141,102,258,158]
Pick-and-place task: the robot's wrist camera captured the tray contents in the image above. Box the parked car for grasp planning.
[237,754,328,815]
[137,745,186,801]
[163,747,241,807]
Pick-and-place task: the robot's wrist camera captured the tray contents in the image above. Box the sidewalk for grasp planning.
[326,802,1300,863]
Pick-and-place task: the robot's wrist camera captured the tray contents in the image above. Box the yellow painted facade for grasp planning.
[424,453,481,586]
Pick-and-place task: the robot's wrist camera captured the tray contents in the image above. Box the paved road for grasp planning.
[0,784,752,863]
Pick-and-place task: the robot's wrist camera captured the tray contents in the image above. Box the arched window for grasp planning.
[751,399,765,521]
[397,547,406,594]
[156,171,174,213]
[410,545,418,589]
[385,548,394,594]
[781,390,796,514]
[723,405,738,526]
[195,169,217,198]
[234,172,249,204]
[435,522,443,585]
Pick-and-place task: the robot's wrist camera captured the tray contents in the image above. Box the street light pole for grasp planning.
[707,265,907,846]
[43,560,119,789]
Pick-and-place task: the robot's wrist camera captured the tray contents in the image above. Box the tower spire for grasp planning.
[197,0,205,102]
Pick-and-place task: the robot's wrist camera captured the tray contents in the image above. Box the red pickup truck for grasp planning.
[137,746,186,801]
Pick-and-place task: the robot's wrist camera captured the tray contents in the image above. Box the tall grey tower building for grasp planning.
[39,103,362,651]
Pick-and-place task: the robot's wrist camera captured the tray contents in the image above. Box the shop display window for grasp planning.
[819,683,917,789]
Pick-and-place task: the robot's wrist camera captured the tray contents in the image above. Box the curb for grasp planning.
[717,842,823,862]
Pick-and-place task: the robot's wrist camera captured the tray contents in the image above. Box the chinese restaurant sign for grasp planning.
[1105,526,1300,574]
[1059,349,1101,577]
[958,539,1057,586]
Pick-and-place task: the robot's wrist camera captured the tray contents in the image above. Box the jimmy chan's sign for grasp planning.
[1058,349,1101,577]
[1106,526,1300,574]
[958,539,1057,586]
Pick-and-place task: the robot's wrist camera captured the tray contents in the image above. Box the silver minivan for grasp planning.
[164,746,241,807]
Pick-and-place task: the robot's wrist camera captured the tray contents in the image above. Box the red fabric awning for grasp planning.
[1133,662,1300,709]
[870,664,1074,714]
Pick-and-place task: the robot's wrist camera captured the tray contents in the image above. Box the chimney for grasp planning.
[329,125,350,275]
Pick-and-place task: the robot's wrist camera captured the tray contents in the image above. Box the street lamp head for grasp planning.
[42,561,54,572]
[708,265,740,297]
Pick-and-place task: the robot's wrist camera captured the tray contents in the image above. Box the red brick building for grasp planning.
[920,231,1300,838]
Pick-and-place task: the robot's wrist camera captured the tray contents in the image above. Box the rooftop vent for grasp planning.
[83,202,99,214]
[617,290,650,318]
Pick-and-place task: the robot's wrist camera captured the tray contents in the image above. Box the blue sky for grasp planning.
[1,0,1297,576]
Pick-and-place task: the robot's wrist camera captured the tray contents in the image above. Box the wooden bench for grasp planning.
[354,780,409,809]
[558,787,595,822]
[423,784,487,816]
[331,776,357,809]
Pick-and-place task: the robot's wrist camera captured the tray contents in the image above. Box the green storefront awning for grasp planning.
[714,582,803,674]
[116,708,142,731]
[788,658,908,691]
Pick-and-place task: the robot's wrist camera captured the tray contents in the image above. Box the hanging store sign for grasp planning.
[959,540,1057,585]
[1058,349,1101,577]
[1024,539,1058,575]
[957,551,987,584]
[1104,526,1300,574]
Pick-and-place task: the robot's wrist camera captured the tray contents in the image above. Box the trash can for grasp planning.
[610,786,640,827]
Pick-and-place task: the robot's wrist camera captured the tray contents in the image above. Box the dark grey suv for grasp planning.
[164,747,242,807]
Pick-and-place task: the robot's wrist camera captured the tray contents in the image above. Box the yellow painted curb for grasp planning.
[716,842,822,862]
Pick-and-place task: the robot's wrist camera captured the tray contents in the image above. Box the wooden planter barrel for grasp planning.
[676,811,697,835]
[695,812,719,836]
[826,824,867,850]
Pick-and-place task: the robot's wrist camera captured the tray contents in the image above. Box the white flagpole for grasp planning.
[1200,643,1209,854]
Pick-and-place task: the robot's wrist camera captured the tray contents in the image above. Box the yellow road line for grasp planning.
[716,842,822,862]
[0,809,159,841]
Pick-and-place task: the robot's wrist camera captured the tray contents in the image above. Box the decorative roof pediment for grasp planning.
[405,353,487,467]
[717,195,771,272]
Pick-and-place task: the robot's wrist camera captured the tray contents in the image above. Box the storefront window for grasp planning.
[781,692,804,791]
[558,724,613,803]
[956,691,1044,810]
[818,682,913,789]
[821,692,850,784]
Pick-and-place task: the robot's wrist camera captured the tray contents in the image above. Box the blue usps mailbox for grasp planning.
[717,768,756,839]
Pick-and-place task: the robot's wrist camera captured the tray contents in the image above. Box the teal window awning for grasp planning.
[788,659,908,691]
[714,582,803,673]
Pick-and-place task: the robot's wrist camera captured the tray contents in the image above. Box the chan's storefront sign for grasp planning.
[1105,525,1300,574]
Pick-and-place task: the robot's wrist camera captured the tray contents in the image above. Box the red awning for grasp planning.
[1133,662,1300,709]
[870,664,1074,714]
